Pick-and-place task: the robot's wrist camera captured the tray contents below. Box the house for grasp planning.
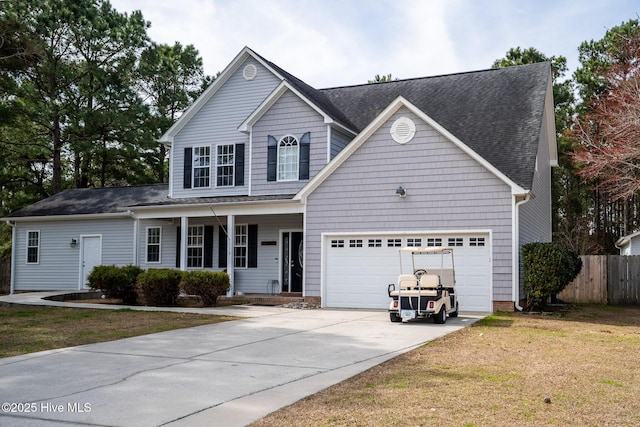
[3,47,557,312]
[616,231,640,255]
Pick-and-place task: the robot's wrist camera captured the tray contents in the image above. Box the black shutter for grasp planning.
[267,135,277,181]
[218,226,227,269]
[235,143,245,186]
[248,224,258,268]
[204,225,214,268]
[183,148,192,189]
[175,227,181,268]
[299,132,310,180]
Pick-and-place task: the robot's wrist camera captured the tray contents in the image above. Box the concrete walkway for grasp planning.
[0,292,485,426]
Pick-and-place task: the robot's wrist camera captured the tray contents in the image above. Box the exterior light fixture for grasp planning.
[70,238,78,248]
[396,186,407,198]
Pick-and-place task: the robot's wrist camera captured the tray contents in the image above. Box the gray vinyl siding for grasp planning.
[137,215,301,294]
[519,112,553,246]
[305,107,514,301]
[251,90,328,196]
[13,218,134,291]
[137,219,178,269]
[171,58,280,198]
[232,214,303,293]
[330,128,352,159]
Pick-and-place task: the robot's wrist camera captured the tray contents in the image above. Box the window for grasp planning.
[387,238,402,247]
[368,239,382,248]
[427,238,442,247]
[187,226,204,268]
[216,144,234,187]
[193,146,210,188]
[470,237,486,247]
[448,237,463,247]
[331,239,344,248]
[349,239,363,248]
[278,135,299,181]
[26,230,40,264]
[235,224,247,268]
[146,227,161,263]
[407,238,422,247]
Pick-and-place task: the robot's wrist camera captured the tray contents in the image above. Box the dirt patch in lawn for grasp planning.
[0,306,239,358]
[251,305,640,427]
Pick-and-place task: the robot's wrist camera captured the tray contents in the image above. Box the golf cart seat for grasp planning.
[418,274,441,296]
[419,274,440,288]
[398,274,418,289]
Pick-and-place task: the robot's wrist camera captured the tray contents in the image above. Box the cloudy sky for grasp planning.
[109,0,639,88]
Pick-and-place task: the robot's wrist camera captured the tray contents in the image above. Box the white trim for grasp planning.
[192,144,212,189]
[187,224,205,269]
[168,142,175,197]
[145,226,162,264]
[512,194,531,311]
[129,200,303,220]
[296,96,528,202]
[277,134,300,182]
[25,230,40,265]
[320,229,493,311]
[238,81,357,136]
[214,143,235,188]
[78,234,102,290]
[160,47,259,143]
[9,222,16,293]
[248,128,253,196]
[1,212,131,223]
[234,223,248,269]
[326,125,332,163]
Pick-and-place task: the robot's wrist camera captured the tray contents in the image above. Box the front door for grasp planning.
[282,231,303,293]
[80,235,102,289]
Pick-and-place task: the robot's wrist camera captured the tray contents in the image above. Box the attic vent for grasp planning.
[243,64,257,81]
[390,117,416,144]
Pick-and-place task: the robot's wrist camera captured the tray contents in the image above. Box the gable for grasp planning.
[306,106,513,206]
[297,97,526,202]
[321,62,552,189]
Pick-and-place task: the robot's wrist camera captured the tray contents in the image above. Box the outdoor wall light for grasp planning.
[70,238,78,248]
[396,186,407,198]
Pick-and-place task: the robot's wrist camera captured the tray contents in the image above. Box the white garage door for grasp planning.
[324,233,491,311]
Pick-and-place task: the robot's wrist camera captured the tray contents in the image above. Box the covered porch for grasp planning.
[128,196,306,298]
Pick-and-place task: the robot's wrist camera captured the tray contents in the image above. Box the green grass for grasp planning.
[0,305,239,358]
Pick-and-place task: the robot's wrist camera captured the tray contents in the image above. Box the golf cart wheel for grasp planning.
[434,306,446,324]
[390,312,401,323]
[450,302,459,318]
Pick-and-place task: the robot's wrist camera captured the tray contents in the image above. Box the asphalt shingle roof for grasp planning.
[7,53,550,218]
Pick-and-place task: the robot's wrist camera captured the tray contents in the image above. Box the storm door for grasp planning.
[281,231,303,293]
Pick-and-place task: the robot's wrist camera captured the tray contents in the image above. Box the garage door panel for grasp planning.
[325,234,491,311]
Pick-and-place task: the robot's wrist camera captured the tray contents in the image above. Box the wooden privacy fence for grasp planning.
[557,255,640,305]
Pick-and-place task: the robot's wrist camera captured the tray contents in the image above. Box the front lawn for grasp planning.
[252,305,640,427]
[0,305,238,358]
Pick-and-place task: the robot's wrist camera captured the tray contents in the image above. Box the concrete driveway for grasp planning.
[0,303,483,427]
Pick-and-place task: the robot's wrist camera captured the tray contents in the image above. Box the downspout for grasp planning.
[512,193,531,311]
[127,211,139,266]
[6,221,16,294]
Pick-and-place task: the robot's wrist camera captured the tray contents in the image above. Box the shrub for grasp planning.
[136,268,183,306]
[87,265,143,305]
[522,242,582,310]
[181,271,230,306]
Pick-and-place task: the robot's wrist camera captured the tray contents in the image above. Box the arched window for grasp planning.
[278,135,299,181]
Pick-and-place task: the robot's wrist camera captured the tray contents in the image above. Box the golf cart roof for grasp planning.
[399,247,454,254]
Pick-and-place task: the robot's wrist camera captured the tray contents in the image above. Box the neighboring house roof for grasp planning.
[6,184,170,218]
[616,230,640,248]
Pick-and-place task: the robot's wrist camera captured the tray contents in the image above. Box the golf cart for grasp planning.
[387,247,459,323]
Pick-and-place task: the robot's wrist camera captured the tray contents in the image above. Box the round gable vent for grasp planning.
[243,64,257,81]
[390,116,416,144]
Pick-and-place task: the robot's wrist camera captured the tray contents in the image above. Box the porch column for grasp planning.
[180,216,188,271]
[226,215,235,296]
